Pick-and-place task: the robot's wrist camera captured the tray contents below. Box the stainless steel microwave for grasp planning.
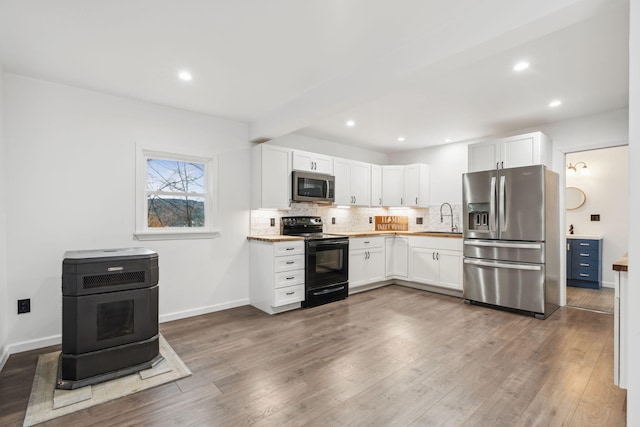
[292,170,335,203]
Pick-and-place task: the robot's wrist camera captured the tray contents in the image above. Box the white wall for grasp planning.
[268,133,389,165]
[627,0,639,424]
[0,65,8,369]
[566,146,628,288]
[3,74,251,354]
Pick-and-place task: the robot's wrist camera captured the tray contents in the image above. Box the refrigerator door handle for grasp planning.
[463,240,542,250]
[499,175,506,232]
[490,176,497,232]
[464,258,542,271]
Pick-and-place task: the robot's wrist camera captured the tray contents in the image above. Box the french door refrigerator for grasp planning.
[462,165,559,318]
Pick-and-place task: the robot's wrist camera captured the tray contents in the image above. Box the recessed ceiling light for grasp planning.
[346,120,355,127]
[513,61,529,71]
[549,99,562,108]
[397,136,405,142]
[178,71,193,81]
[444,138,452,143]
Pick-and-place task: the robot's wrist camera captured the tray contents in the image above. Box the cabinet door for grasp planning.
[501,135,536,169]
[349,250,367,289]
[382,166,404,206]
[404,164,429,207]
[366,248,386,283]
[259,145,291,209]
[333,158,352,205]
[351,161,371,206]
[438,251,462,290]
[468,141,500,172]
[371,165,383,207]
[292,150,315,172]
[410,247,438,284]
[394,237,409,278]
[313,154,333,174]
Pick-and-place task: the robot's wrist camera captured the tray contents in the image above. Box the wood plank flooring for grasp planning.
[0,285,627,426]
[566,286,615,313]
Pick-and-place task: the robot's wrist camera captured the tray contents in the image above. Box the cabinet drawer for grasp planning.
[273,285,305,307]
[573,259,596,269]
[274,270,305,288]
[570,239,600,250]
[274,241,304,257]
[573,251,599,261]
[274,255,305,272]
[572,269,599,282]
[350,236,384,251]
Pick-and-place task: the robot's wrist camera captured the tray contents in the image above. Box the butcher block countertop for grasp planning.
[246,235,304,242]
[613,254,628,272]
[247,231,463,241]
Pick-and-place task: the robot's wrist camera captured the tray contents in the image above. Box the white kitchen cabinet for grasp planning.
[250,240,305,314]
[382,164,430,207]
[251,144,291,210]
[467,131,551,172]
[385,236,408,278]
[292,149,333,174]
[333,158,371,206]
[349,237,386,290]
[408,236,463,291]
[370,165,383,207]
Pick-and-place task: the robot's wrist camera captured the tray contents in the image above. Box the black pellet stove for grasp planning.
[57,247,162,390]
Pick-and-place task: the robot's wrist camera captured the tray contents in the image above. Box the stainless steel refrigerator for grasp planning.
[462,165,559,318]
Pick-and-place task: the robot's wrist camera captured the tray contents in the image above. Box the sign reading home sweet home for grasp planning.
[374,216,408,231]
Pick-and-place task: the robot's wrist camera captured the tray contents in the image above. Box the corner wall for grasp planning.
[3,74,252,355]
[0,66,8,370]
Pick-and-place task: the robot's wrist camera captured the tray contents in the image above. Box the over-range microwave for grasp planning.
[292,170,335,204]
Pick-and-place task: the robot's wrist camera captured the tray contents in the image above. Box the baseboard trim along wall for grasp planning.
[159,298,250,323]
[6,334,62,359]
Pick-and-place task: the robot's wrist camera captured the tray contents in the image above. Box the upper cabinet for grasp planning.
[251,144,291,210]
[292,149,333,174]
[333,158,371,206]
[467,131,552,172]
[382,164,430,207]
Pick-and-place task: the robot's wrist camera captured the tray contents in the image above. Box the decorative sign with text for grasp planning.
[375,216,409,231]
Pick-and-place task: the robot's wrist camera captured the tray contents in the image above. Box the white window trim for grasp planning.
[134,144,220,241]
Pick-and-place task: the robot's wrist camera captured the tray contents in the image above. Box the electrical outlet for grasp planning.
[270,218,275,227]
[416,217,423,225]
[332,217,336,224]
[591,214,600,222]
[18,299,30,314]
[369,217,372,224]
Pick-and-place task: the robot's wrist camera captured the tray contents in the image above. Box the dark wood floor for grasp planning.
[0,286,627,426]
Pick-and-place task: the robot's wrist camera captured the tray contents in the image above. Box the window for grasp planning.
[135,146,218,240]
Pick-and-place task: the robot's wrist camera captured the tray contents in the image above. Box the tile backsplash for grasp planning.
[250,203,462,235]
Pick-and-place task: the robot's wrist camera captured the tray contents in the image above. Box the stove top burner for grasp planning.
[280,216,347,241]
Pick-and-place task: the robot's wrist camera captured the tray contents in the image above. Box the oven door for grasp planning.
[306,239,349,289]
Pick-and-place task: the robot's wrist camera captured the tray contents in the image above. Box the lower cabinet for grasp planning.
[250,240,305,314]
[566,237,602,289]
[349,237,386,290]
[408,236,463,291]
[385,236,408,278]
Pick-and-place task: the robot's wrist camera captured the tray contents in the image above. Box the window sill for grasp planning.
[133,230,221,241]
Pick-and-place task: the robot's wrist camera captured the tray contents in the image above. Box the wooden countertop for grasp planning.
[247,235,304,242]
[248,231,463,241]
[613,253,628,272]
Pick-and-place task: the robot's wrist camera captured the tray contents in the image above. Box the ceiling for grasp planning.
[0,0,629,154]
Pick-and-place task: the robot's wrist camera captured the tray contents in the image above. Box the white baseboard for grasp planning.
[159,298,250,323]
[6,334,61,356]
[0,347,9,372]
[603,281,615,289]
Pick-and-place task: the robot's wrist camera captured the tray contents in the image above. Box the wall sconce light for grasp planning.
[567,161,588,175]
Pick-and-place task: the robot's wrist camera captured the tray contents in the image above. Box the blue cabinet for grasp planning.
[566,237,602,289]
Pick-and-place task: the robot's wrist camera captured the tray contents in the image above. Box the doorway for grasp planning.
[564,145,628,313]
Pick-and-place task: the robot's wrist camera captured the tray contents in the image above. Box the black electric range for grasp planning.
[281,217,349,307]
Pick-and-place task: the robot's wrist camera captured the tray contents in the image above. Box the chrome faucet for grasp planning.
[440,202,457,232]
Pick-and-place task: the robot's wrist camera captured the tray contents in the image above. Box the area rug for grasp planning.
[23,335,191,426]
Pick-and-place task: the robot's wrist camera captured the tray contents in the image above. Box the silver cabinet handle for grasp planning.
[579,253,590,257]
[579,243,590,246]
[579,263,589,267]
[579,273,590,277]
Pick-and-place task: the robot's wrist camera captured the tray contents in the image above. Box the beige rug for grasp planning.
[23,335,191,426]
